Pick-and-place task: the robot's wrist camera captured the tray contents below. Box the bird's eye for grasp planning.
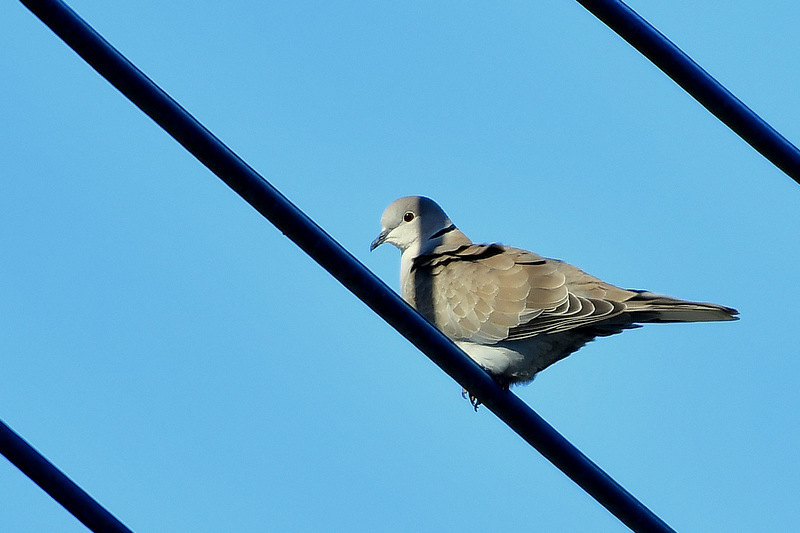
[403,212,415,222]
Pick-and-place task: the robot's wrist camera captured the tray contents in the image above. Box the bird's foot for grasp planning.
[461,388,482,410]
[462,375,511,411]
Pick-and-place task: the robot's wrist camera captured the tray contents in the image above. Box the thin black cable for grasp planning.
[576,0,800,185]
[17,1,679,532]
[0,419,133,533]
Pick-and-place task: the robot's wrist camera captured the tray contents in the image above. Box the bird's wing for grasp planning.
[410,244,633,344]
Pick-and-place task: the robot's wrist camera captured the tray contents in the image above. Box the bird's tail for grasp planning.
[624,291,739,323]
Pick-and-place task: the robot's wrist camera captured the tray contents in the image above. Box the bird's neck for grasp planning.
[398,226,472,301]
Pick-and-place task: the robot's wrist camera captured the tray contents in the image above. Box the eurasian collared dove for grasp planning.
[371,196,737,401]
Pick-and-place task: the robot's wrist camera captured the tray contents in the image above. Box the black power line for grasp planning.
[576,0,800,184]
[0,419,133,533]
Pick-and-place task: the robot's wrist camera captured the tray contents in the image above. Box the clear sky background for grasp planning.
[2,1,799,532]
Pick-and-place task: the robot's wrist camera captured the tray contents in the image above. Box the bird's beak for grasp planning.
[370,229,389,251]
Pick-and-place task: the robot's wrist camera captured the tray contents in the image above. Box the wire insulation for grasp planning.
[576,0,800,184]
[0,419,133,533]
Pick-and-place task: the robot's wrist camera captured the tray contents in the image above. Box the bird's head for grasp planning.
[370,196,463,254]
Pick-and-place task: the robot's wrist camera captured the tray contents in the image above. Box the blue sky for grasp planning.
[2,1,799,531]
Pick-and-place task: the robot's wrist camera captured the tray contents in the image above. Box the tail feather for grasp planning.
[624,291,739,323]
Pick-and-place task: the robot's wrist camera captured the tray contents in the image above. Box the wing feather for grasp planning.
[410,244,635,344]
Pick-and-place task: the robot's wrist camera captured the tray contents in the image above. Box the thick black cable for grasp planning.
[19,1,777,532]
[576,0,800,185]
[0,419,133,533]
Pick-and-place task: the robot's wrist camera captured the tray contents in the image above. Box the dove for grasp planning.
[370,196,737,402]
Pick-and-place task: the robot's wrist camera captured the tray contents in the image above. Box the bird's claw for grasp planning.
[461,387,482,411]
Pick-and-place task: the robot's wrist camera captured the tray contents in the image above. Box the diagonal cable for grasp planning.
[0,419,133,533]
[15,0,681,531]
[576,0,800,184]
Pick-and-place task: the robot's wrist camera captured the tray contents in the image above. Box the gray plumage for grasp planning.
[371,196,737,388]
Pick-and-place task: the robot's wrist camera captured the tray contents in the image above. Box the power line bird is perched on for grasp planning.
[371,196,738,407]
